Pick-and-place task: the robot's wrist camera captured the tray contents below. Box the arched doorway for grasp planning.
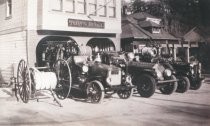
[87,38,115,52]
[36,36,78,67]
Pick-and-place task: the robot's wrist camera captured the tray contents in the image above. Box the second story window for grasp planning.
[51,0,63,11]
[89,0,97,16]
[98,0,106,17]
[108,0,116,18]
[6,0,12,18]
[77,0,86,14]
[64,0,75,13]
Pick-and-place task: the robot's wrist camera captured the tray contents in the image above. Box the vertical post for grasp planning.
[186,47,190,63]
[173,47,177,61]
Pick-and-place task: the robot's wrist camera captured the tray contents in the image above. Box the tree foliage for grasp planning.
[131,0,210,36]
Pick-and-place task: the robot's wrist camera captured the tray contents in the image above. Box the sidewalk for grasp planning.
[0,87,14,99]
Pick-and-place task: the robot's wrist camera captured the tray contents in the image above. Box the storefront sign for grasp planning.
[68,19,105,29]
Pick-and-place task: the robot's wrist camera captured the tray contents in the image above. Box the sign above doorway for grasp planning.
[68,19,105,29]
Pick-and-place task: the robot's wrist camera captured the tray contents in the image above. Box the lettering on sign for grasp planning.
[68,19,105,29]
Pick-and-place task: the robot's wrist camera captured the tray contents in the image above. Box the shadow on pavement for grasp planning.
[150,97,210,107]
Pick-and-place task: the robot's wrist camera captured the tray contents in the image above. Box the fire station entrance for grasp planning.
[36,36,78,67]
[87,38,115,52]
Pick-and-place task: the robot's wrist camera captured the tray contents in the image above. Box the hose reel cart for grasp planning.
[15,59,72,107]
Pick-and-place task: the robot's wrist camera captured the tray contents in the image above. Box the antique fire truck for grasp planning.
[40,41,134,103]
[100,51,178,98]
[160,47,204,92]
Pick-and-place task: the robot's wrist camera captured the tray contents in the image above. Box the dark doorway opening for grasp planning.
[36,36,77,67]
[87,38,115,52]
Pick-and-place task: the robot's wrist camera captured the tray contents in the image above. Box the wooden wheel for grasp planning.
[87,81,104,103]
[17,59,31,103]
[160,75,178,95]
[54,59,72,100]
[117,82,133,99]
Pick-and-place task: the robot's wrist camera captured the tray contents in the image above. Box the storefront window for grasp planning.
[98,0,106,17]
[6,0,12,18]
[51,0,63,11]
[64,0,75,13]
[89,0,97,16]
[77,0,86,14]
[108,0,116,18]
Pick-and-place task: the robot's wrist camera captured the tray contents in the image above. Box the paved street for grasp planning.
[0,80,210,126]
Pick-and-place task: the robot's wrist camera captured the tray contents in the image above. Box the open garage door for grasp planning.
[36,36,78,67]
[87,38,115,52]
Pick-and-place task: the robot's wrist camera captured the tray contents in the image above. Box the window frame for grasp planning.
[108,0,116,18]
[77,0,87,14]
[51,0,63,11]
[65,0,75,13]
[89,0,97,16]
[98,0,107,17]
[5,0,12,19]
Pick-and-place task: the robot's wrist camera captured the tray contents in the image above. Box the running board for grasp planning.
[157,79,178,84]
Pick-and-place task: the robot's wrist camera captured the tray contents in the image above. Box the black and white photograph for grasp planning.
[0,0,210,125]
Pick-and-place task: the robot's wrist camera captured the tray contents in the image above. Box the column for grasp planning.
[173,47,177,61]
[186,47,190,63]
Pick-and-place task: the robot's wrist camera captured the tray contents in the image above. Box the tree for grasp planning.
[131,0,210,36]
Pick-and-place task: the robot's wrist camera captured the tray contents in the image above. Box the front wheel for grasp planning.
[133,74,156,98]
[87,81,104,103]
[176,76,190,93]
[117,82,133,99]
[54,59,72,100]
[159,75,178,95]
[190,79,202,90]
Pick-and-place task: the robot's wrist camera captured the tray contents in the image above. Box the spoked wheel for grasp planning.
[54,59,72,100]
[117,82,133,99]
[176,76,190,93]
[87,81,104,103]
[17,59,31,103]
[160,75,178,95]
[134,74,156,98]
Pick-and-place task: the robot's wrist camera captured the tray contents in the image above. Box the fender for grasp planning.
[128,67,157,79]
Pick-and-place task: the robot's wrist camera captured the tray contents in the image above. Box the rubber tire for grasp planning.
[117,82,134,99]
[190,80,202,90]
[160,75,178,95]
[176,76,190,93]
[87,80,105,104]
[133,74,156,98]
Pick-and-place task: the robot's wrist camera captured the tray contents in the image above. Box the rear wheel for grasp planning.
[190,79,202,90]
[133,74,156,98]
[176,76,190,93]
[117,82,133,99]
[17,59,31,103]
[87,81,104,103]
[160,75,177,95]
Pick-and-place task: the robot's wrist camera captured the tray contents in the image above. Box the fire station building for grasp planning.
[0,0,121,83]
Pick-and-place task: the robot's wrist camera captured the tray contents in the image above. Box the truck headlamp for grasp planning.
[106,77,112,84]
[191,68,195,75]
[126,76,132,83]
[164,69,172,77]
[82,65,89,73]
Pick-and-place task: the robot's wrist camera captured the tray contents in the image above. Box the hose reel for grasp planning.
[15,59,72,107]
